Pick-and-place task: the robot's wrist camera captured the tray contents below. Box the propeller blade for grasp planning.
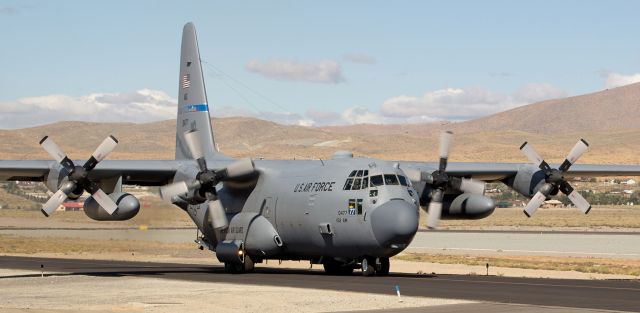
[438,131,453,172]
[40,136,74,172]
[426,201,443,229]
[523,190,547,217]
[208,199,229,230]
[559,181,592,214]
[459,178,485,194]
[426,189,444,229]
[567,189,592,214]
[159,181,191,202]
[41,189,68,217]
[91,189,118,215]
[225,158,255,179]
[559,139,589,172]
[83,135,118,171]
[519,142,551,171]
[184,130,205,160]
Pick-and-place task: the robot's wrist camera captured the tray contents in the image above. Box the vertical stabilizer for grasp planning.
[175,22,219,160]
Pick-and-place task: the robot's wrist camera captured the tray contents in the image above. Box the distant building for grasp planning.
[621,179,637,185]
[542,199,563,208]
[56,202,84,212]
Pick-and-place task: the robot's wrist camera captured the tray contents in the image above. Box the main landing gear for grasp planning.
[322,257,390,276]
[361,257,390,276]
[224,255,255,273]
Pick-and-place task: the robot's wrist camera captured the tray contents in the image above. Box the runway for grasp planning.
[2,228,639,258]
[1,256,638,312]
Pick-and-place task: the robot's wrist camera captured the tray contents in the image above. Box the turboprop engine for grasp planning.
[83,192,140,221]
[503,139,592,217]
[405,131,487,228]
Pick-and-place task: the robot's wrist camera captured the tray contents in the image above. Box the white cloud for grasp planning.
[0,89,176,129]
[245,59,345,83]
[343,53,377,64]
[513,83,567,103]
[380,84,565,121]
[0,83,567,129]
[604,72,640,89]
[212,105,312,126]
[0,5,16,15]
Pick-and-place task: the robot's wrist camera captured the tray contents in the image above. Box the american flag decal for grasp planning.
[181,74,191,89]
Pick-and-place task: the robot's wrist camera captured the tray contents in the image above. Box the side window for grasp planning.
[361,177,369,189]
[384,174,399,185]
[343,178,353,190]
[370,175,383,187]
[352,178,362,190]
[398,175,408,186]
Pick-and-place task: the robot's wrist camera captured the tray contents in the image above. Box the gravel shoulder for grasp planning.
[0,269,469,313]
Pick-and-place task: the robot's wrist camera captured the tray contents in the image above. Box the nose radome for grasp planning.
[370,200,419,247]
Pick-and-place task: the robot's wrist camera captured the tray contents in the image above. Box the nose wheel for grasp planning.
[361,257,390,276]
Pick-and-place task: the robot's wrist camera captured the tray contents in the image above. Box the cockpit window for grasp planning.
[348,170,357,177]
[361,177,369,189]
[370,175,383,187]
[384,174,399,185]
[352,178,362,190]
[343,178,353,190]
[398,175,408,186]
[356,170,364,177]
[363,170,369,176]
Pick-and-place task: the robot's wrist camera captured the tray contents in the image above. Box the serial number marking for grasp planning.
[293,181,335,193]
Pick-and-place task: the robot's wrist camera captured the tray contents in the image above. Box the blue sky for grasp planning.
[1,1,639,128]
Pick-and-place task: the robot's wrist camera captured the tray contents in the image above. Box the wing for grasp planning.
[0,160,181,186]
[400,161,640,181]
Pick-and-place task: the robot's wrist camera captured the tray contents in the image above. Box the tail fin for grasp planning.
[175,22,219,160]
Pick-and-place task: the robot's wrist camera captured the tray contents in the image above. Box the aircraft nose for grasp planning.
[370,199,419,248]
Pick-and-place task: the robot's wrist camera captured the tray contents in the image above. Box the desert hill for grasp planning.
[1,83,639,164]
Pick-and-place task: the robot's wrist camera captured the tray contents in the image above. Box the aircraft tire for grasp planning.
[225,255,255,274]
[361,257,376,276]
[376,257,390,276]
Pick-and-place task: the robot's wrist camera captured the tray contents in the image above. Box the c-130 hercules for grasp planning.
[2,23,640,276]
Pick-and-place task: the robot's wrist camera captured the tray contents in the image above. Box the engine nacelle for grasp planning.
[83,192,140,221]
[502,164,547,198]
[219,212,283,258]
[44,166,84,200]
[440,193,496,220]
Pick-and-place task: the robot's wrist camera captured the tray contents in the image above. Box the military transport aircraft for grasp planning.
[2,23,640,276]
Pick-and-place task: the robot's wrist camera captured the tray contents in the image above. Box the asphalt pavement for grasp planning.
[1,256,638,312]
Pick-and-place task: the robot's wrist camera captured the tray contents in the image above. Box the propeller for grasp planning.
[424,131,485,229]
[159,130,255,230]
[519,139,591,217]
[39,135,119,217]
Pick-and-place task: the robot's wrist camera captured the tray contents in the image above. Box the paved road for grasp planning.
[3,228,639,258]
[1,256,638,312]
[409,230,640,258]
